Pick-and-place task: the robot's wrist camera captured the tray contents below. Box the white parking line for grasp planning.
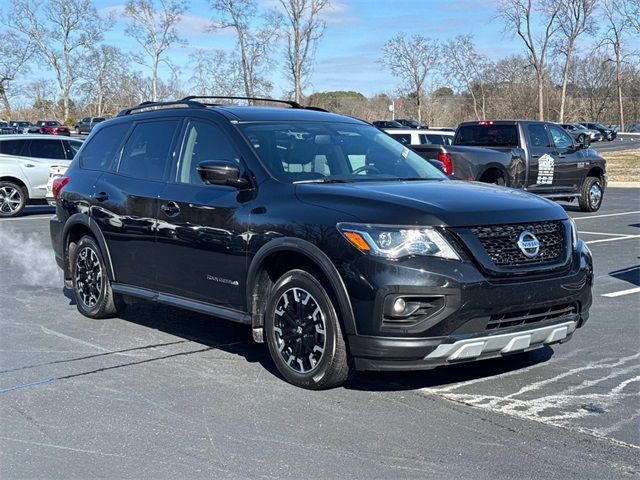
[602,287,640,298]
[585,235,640,245]
[573,211,640,220]
[0,215,51,222]
[578,231,631,237]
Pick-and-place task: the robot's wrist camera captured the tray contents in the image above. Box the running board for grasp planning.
[112,283,251,324]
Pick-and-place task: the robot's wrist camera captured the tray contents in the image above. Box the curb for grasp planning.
[608,182,640,188]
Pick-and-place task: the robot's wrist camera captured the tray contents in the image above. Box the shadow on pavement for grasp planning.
[609,265,640,287]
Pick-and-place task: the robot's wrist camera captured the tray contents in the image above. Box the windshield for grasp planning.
[574,124,589,131]
[454,124,519,147]
[238,122,446,183]
[19,122,31,127]
[47,121,61,126]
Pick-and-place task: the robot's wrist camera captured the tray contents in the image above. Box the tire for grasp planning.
[578,176,604,212]
[71,236,125,319]
[0,181,27,218]
[264,269,352,390]
[577,134,586,145]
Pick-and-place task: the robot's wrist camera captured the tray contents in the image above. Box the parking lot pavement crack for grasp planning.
[0,339,189,375]
[0,342,243,395]
[0,435,130,458]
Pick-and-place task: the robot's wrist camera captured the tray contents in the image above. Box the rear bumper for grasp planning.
[50,215,64,270]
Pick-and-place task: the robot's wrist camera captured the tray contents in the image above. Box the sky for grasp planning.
[97,0,521,97]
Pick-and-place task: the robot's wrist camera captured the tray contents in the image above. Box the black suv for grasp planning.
[50,97,593,389]
[579,122,617,141]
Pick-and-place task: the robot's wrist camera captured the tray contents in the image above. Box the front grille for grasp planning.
[486,303,577,330]
[471,221,564,267]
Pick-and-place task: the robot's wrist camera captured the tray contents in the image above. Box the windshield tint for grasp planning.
[454,124,519,147]
[238,122,446,183]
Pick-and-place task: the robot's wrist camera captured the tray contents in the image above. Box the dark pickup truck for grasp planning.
[409,120,607,212]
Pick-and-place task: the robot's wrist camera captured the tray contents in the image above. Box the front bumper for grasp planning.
[343,239,593,371]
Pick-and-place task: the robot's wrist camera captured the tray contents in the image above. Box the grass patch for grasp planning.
[599,149,640,183]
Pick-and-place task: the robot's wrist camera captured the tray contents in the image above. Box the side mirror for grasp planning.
[197,160,249,188]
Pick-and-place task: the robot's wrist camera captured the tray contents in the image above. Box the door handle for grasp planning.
[161,202,180,217]
[93,192,109,202]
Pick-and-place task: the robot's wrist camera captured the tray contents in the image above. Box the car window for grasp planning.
[118,120,179,181]
[63,140,82,159]
[548,125,573,150]
[80,123,130,171]
[27,139,66,160]
[178,120,239,185]
[454,124,519,147]
[239,122,445,183]
[420,134,447,145]
[527,124,550,147]
[389,133,412,144]
[82,117,89,123]
[0,140,26,155]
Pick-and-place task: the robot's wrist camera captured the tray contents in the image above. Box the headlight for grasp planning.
[569,217,578,250]
[337,223,460,260]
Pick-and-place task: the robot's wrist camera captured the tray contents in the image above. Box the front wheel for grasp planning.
[578,176,604,212]
[71,236,125,319]
[0,181,27,217]
[265,269,352,389]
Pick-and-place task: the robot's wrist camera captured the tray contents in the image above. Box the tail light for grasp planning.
[437,152,454,175]
[52,176,70,200]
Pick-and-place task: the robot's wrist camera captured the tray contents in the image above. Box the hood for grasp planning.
[295,180,567,227]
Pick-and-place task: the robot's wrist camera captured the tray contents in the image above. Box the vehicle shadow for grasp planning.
[21,205,55,216]
[609,264,640,287]
[87,296,555,391]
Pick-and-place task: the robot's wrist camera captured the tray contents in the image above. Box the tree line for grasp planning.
[0,0,639,129]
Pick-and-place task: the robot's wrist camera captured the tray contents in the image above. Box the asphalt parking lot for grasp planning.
[1,189,638,479]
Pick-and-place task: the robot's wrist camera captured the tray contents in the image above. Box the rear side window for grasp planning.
[63,140,82,159]
[118,120,179,181]
[389,133,412,144]
[455,124,519,147]
[0,140,26,155]
[527,124,550,147]
[420,134,449,145]
[27,139,66,159]
[80,123,130,171]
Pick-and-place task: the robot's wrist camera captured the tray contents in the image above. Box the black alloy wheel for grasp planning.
[265,269,352,389]
[71,236,125,318]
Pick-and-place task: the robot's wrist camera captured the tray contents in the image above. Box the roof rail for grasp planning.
[180,95,328,112]
[117,100,206,117]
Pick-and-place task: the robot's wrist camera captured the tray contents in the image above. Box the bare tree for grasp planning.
[125,0,188,102]
[497,0,562,120]
[188,49,243,97]
[279,0,329,103]
[556,0,597,122]
[381,33,439,123]
[6,0,111,121]
[601,0,636,131]
[0,30,34,118]
[443,35,492,120]
[210,0,281,99]
[80,46,130,117]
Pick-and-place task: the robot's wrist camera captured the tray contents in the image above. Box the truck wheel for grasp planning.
[578,176,603,212]
[578,134,586,145]
[265,269,352,390]
[0,181,27,218]
[71,236,125,319]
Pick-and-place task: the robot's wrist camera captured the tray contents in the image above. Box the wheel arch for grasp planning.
[0,175,31,199]
[62,213,115,282]
[586,165,605,181]
[246,237,357,341]
[478,164,507,184]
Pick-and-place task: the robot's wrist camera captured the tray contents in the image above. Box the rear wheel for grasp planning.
[0,181,27,217]
[71,236,125,319]
[578,176,603,212]
[265,269,352,389]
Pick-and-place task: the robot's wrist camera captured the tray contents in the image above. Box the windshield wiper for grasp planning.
[293,178,350,184]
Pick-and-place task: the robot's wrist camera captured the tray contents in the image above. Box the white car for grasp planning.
[0,134,82,217]
[383,128,454,146]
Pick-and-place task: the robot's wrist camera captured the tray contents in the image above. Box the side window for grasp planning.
[389,133,411,144]
[82,117,89,123]
[0,140,26,155]
[178,120,239,185]
[548,125,573,150]
[119,120,179,181]
[80,123,129,171]
[27,139,66,160]
[62,140,82,159]
[421,134,445,145]
[527,124,550,147]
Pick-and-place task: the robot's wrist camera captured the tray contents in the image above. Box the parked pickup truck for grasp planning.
[408,120,607,212]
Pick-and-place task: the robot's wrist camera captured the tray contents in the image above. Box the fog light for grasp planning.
[393,298,406,315]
